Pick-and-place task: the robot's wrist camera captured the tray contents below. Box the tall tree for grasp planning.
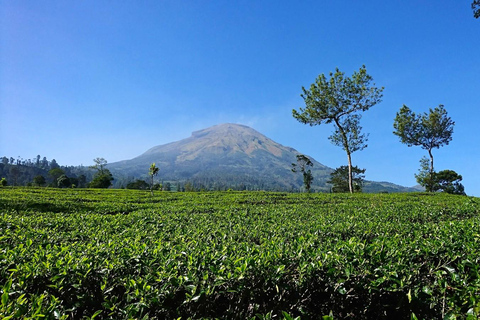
[149,163,159,196]
[90,157,108,175]
[393,104,455,188]
[292,65,383,193]
[291,154,314,193]
[50,159,60,169]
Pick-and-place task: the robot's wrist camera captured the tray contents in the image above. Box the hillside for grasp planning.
[108,123,418,192]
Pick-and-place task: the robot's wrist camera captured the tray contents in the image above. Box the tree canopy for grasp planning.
[393,104,454,176]
[149,163,160,195]
[89,158,113,188]
[435,170,465,195]
[292,65,383,193]
[473,0,480,18]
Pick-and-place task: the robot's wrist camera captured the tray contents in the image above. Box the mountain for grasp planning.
[109,123,331,191]
[108,123,418,192]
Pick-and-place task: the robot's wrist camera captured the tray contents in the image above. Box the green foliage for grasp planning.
[0,177,7,186]
[1,189,479,319]
[126,179,150,190]
[435,170,465,195]
[415,156,437,192]
[328,165,365,193]
[57,174,71,188]
[149,163,160,195]
[291,154,314,192]
[89,158,113,188]
[473,0,480,18]
[293,65,383,193]
[89,171,114,188]
[163,182,171,191]
[0,156,91,188]
[90,157,108,175]
[415,158,466,195]
[48,168,66,187]
[393,104,455,175]
[32,175,46,187]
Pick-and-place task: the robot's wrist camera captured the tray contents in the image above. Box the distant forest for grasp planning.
[0,156,93,188]
[0,155,301,192]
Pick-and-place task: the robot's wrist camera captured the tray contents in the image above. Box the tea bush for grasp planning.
[1,188,479,319]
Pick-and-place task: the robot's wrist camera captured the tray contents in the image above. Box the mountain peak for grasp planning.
[185,123,281,157]
[192,123,252,134]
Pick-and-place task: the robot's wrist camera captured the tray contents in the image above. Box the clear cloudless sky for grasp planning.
[1,1,479,195]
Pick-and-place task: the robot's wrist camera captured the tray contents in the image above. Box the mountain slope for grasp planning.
[108,123,418,192]
[109,123,332,190]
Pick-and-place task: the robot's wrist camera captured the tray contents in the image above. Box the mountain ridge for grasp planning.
[108,123,418,192]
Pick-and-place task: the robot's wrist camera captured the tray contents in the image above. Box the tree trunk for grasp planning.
[150,175,154,196]
[428,149,434,173]
[428,148,434,192]
[334,118,354,193]
[347,151,353,193]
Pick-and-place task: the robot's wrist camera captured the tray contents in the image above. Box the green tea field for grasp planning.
[1,188,479,319]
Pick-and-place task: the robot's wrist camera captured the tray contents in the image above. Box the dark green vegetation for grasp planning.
[291,155,314,193]
[327,166,366,193]
[473,0,480,18]
[1,189,479,319]
[0,156,91,189]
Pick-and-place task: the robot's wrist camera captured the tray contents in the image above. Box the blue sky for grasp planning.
[1,1,479,195]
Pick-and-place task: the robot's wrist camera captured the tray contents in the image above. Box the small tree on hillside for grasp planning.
[48,168,65,187]
[291,154,314,193]
[293,65,383,193]
[328,165,366,193]
[33,175,46,187]
[57,174,71,188]
[415,157,438,192]
[435,170,465,195]
[89,158,113,188]
[149,163,159,196]
[90,158,108,175]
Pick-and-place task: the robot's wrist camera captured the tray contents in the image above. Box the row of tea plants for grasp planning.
[1,188,479,319]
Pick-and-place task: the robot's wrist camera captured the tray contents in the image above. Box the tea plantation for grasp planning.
[1,188,479,319]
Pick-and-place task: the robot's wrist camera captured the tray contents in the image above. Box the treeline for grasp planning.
[0,156,93,188]
[0,155,306,192]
